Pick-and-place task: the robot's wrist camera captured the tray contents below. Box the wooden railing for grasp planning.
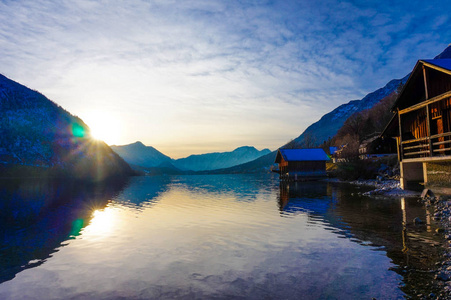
[401,137,430,159]
[431,132,451,154]
[401,132,451,160]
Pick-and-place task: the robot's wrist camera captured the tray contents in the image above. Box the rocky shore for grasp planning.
[423,192,451,299]
[331,177,451,299]
[328,177,421,197]
[350,178,420,197]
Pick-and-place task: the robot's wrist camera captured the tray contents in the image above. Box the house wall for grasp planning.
[286,161,326,172]
[279,159,288,174]
[427,68,451,99]
[430,97,451,134]
[401,108,428,140]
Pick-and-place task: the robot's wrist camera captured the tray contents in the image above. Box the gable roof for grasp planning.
[422,59,451,74]
[329,146,338,155]
[392,59,451,111]
[275,148,330,163]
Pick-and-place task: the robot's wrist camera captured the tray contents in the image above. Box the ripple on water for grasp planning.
[0,175,443,299]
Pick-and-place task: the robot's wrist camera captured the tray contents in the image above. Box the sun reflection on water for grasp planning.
[83,207,119,238]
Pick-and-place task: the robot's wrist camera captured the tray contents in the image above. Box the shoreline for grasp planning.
[332,177,451,298]
[326,177,421,197]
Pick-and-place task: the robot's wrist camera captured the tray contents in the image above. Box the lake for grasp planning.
[0,174,444,299]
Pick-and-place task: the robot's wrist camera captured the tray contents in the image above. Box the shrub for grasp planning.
[334,159,379,181]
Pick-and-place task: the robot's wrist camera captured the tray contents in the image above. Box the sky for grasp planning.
[0,0,450,158]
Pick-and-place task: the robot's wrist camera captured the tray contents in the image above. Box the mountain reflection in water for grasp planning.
[0,175,445,299]
[0,177,131,284]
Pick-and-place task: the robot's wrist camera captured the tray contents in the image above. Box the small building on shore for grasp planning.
[358,135,397,160]
[274,148,330,181]
[382,58,451,189]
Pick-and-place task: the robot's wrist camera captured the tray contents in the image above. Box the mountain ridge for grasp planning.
[284,76,409,148]
[111,142,271,171]
[174,146,271,171]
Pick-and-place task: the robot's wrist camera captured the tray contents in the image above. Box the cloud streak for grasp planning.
[0,0,450,157]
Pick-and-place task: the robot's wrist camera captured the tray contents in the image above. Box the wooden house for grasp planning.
[382,58,451,189]
[274,148,330,181]
[358,136,397,160]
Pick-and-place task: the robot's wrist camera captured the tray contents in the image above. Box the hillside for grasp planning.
[111,141,172,168]
[0,74,133,181]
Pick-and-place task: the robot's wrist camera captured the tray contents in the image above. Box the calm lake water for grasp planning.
[0,174,444,299]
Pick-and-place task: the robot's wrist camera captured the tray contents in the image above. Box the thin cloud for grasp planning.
[0,0,450,157]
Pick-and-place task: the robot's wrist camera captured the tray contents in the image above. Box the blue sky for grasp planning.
[0,0,450,158]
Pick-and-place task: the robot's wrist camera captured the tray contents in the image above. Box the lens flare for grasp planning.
[72,123,86,138]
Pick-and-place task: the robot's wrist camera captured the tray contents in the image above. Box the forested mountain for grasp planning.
[284,76,408,148]
[0,74,133,180]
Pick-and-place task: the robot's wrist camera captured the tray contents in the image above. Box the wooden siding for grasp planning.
[427,67,451,99]
[401,108,427,140]
[278,158,325,174]
[400,96,451,160]
[277,156,327,181]
[283,161,325,173]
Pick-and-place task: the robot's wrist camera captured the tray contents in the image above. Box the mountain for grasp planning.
[284,76,408,148]
[111,142,271,172]
[173,146,271,171]
[435,44,451,59]
[111,141,172,168]
[0,74,133,181]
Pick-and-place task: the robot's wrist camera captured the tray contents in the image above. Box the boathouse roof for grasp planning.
[422,59,451,73]
[275,148,330,163]
[329,147,338,155]
[391,58,451,112]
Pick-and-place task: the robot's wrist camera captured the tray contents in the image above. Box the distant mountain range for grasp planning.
[111,142,271,172]
[174,146,271,171]
[0,74,133,180]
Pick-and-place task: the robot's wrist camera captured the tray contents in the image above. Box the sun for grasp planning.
[82,111,122,145]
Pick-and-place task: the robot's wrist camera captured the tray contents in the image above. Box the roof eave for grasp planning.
[391,61,422,111]
[380,112,399,138]
[421,60,451,76]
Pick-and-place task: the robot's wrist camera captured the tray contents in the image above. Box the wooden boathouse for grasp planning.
[274,148,330,181]
[383,58,451,189]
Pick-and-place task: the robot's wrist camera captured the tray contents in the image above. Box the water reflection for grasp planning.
[278,181,444,297]
[278,181,334,215]
[0,175,445,299]
[112,175,172,209]
[0,178,129,284]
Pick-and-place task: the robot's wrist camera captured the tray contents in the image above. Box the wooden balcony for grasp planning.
[400,132,451,162]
